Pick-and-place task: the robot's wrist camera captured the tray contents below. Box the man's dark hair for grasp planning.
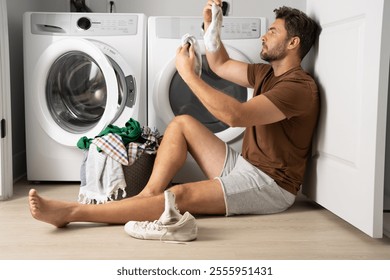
[274,6,319,59]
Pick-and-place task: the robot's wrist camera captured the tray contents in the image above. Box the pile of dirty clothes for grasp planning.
[77,118,160,204]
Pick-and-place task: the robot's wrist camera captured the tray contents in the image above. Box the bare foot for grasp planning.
[28,189,76,228]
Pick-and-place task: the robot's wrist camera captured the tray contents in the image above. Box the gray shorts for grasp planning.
[216,144,296,216]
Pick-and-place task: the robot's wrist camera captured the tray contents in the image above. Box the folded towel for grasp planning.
[204,3,223,52]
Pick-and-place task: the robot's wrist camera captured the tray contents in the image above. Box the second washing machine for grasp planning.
[148,16,266,183]
[23,12,147,181]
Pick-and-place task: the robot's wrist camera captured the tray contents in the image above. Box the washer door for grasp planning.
[153,45,253,142]
[33,38,121,146]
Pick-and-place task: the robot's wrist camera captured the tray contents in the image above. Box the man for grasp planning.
[28,0,319,240]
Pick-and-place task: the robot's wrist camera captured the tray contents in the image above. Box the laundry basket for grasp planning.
[122,153,156,197]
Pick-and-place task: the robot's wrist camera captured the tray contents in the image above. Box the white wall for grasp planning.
[86,0,306,25]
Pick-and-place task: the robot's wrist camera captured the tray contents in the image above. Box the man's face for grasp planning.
[260,18,291,62]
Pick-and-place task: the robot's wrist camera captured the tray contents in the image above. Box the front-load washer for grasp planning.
[23,12,147,181]
[148,16,266,183]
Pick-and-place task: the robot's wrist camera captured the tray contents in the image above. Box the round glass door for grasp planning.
[169,55,247,133]
[46,51,128,134]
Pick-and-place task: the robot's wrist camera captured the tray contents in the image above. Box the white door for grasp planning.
[303,0,390,237]
[0,0,13,200]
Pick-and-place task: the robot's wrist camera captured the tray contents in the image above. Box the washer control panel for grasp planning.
[30,13,139,36]
[155,17,266,40]
[72,14,138,35]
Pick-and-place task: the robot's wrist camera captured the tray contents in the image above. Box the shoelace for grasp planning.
[133,217,188,245]
[137,220,163,231]
[137,220,171,242]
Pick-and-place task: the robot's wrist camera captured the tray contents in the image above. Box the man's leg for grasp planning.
[140,115,227,196]
[28,179,226,227]
[28,115,228,227]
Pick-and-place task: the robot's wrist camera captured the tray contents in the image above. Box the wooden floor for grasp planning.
[1,179,390,260]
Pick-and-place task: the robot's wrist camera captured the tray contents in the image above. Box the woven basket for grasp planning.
[122,153,156,197]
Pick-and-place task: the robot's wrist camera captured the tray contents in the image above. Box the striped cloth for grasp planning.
[127,126,160,166]
[92,133,129,165]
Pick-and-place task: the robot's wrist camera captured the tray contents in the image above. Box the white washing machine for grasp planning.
[148,16,266,183]
[23,12,147,181]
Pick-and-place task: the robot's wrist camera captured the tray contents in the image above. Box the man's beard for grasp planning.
[260,41,288,62]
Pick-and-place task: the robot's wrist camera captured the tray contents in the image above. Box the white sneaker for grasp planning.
[124,211,198,242]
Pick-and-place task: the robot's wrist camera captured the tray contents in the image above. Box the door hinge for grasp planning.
[1,119,6,138]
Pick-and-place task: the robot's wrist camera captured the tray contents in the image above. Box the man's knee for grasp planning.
[166,115,203,138]
[170,115,199,128]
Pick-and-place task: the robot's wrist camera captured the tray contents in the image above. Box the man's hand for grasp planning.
[203,0,222,29]
[175,44,197,83]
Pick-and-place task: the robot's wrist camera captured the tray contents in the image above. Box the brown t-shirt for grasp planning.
[242,63,319,195]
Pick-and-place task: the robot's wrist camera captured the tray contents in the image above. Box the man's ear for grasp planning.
[288,36,300,50]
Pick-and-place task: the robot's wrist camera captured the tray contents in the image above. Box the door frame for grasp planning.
[0,0,13,200]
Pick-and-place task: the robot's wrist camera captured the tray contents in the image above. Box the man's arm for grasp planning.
[205,45,252,88]
[175,45,285,127]
[203,0,251,88]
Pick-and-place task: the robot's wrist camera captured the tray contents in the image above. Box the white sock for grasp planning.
[159,190,183,225]
[203,3,223,52]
